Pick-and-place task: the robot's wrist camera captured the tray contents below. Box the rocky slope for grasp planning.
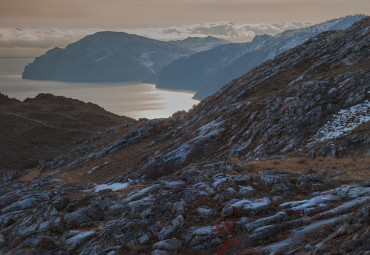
[155,15,365,99]
[0,93,134,175]
[0,17,369,254]
[141,16,370,177]
[195,15,367,100]
[154,35,271,91]
[22,32,193,82]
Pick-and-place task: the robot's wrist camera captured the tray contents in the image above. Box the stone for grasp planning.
[2,197,43,214]
[184,189,201,203]
[196,207,217,218]
[239,185,257,197]
[172,215,185,228]
[127,196,155,213]
[249,224,282,240]
[205,187,215,195]
[305,243,314,251]
[213,194,224,203]
[0,233,5,248]
[223,187,237,197]
[239,212,288,233]
[65,231,95,250]
[64,208,93,226]
[230,174,252,183]
[108,203,127,217]
[38,236,58,250]
[158,215,184,241]
[182,224,225,250]
[139,232,152,245]
[222,197,271,217]
[52,197,70,211]
[172,200,186,215]
[152,238,182,252]
[212,177,234,189]
[271,182,290,195]
[152,250,170,255]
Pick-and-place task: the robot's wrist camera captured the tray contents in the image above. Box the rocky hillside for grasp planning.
[141,16,370,178]
[155,15,365,99]
[0,93,134,175]
[195,15,367,100]
[0,18,369,254]
[154,35,271,91]
[22,32,193,82]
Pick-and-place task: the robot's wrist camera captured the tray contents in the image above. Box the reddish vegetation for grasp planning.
[281,230,293,240]
[215,235,247,255]
[211,219,240,238]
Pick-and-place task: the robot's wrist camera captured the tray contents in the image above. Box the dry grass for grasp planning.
[243,156,370,182]
[0,93,134,174]
[18,169,40,182]
[231,158,241,164]
[53,129,172,185]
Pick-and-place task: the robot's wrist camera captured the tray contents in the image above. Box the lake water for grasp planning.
[0,58,199,119]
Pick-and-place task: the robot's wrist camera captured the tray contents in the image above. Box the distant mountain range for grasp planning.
[23,15,366,99]
[155,15,366,99]
[153,34,271,92]
[22,32,193,82]
[169,36,229,52]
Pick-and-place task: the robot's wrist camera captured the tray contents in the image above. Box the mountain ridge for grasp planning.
[22,31,193,82]
[154,15,366,99]
[169,36,229,52]
[195,14,367,99]
[0,93,135,173]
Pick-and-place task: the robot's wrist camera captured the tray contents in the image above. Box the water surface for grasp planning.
[0,58,199,119]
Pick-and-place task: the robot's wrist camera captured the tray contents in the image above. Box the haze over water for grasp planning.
[0,58,199,119]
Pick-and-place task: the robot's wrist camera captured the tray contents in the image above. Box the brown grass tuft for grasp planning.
[240,156,370,182]
[272,160,280,166]
[297,157,308,164]
[231,158,241,164]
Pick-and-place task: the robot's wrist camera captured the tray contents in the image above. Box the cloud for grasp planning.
[125,21,312,42]
[0,21,312,57]
[0,28,100,48]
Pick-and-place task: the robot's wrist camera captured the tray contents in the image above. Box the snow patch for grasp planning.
[138,52,155,72]
[87,162,109,174]
[199,120,225,136]
[93,49,114,63]
[94,182,130,192]
[308,100,370,145]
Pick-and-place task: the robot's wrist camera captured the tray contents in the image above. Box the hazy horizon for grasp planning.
[0,0,369,58]
[0,20,316,58]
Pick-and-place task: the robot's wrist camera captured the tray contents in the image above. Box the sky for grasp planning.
[0,0,369,57]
